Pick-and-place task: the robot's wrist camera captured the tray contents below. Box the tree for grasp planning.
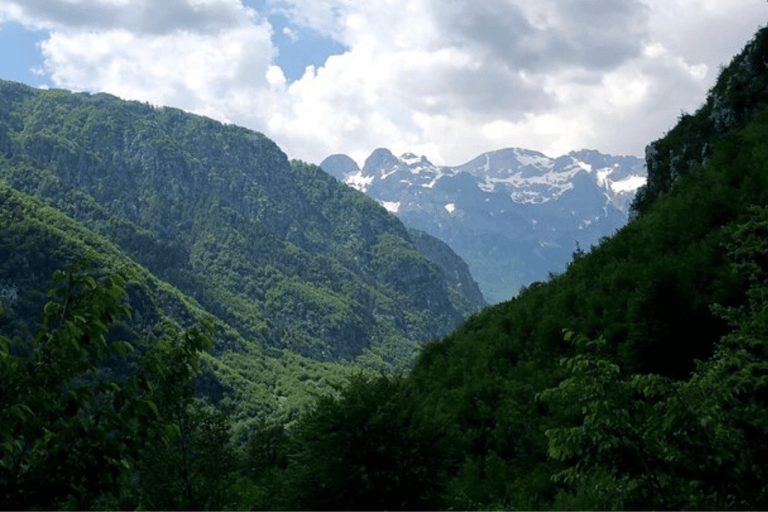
[135,403,237,510]
[0,257,213,510]
[282,373,457,511]
[540,207,768,510]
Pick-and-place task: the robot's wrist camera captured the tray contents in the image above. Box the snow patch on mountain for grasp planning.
[380,166,400,180]
[401,152,422,165]
[519,155,549,168]
[346,171,374,192]
[380,200,400,213]
[320,147,647,304]
[510,148,554,169]
[512,190,550,204]
[596,168,614,186]
[610,175,647,193]
[422,171,446,188]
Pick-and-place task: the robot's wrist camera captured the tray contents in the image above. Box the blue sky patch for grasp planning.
[0,21,50,87]
[269,12,348,82]
[243,0,348,82]
[0,1,347,87]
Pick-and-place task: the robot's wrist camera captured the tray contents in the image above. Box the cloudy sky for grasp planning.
[0,0,765,166]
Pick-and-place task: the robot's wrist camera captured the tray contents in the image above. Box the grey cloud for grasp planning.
[435,1,538,67]
[394,59,553,119]
[558,0,646,27]
[6,0,257,34]
[637,56,708,118]
[551,0,650,69]
[432,0,650,73]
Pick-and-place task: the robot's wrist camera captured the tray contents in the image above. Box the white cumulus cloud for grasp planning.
[1,0,766,166]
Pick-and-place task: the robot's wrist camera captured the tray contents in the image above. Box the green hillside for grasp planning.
[0,78,485,508]
[4,21,768,512]
[0,78,483,372]
[0,181,359,426]
[249,25,768,511]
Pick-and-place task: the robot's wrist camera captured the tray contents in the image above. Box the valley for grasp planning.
[2,21,768,511]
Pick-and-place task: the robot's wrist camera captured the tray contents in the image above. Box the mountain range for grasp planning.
[321,147,646,303]
[4,22,768,511]
[294,25,768,510]
[0,78,484,425]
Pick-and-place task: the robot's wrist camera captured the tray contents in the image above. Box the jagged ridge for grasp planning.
[322,147,645,303]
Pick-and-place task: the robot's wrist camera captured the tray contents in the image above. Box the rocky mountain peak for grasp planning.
[363,148,400,175]
[322,146,646,303]
[319,153,360,181]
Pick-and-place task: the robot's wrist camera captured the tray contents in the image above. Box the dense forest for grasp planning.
[0,74,487,440]
[0,77,484,368]
[3,23,768,512]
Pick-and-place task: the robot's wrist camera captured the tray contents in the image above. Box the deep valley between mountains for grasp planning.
[3,23,768,511]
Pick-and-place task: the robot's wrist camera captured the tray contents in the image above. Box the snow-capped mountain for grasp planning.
[321,147,646,304]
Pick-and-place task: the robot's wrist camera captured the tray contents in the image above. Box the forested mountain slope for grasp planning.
[5,22,768,512]
[256,25,768,511]
[0,80,487,508]
[0,181,359,427]
[0,79,484,373]
[633,25,768,214]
